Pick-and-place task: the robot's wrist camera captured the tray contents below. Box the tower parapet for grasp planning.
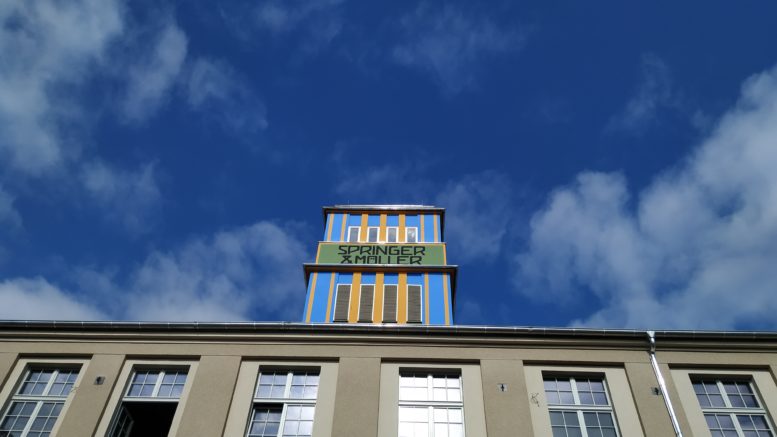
[302,205,457,324]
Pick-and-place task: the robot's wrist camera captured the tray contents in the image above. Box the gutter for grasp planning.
[648,330,683,437]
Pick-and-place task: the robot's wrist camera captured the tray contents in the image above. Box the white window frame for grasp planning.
[378,364,487,437]
[398,372,465,437]
[671,369,777,437]
[0,363,84,437]
[247,369,319,437]
[367,227,380,243]
[347,226,360,243]
[692,378,775,437]
[224,362,337,437]
[405,227,418,243]
[543,375,621,437]
[123,368,189,400]
[94,360,198,437]
[386,227,398,243]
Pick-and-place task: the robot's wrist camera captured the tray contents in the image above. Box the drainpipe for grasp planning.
[647,330,683,437]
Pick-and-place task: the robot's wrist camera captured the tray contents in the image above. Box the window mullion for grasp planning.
[577,410,590,437]
[428,405,434,437]
[152,371,164,398]
[570,377,581,405]
[730,412,746,437]
[277,404,289,437]
[21,400,45,437]
[718,381,733,409]
[42,369,58,396]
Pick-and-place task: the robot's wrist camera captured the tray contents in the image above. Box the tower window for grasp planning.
[367,227,379,243]
[347,227,360,243]
[406,227,418,243]
[407,284,422,323]
[333,284,351,322]
[358,284,375,322]
[387,227,398,243]
[383,285,398,323]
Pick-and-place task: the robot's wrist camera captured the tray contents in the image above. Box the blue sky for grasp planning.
[2,0,777,329]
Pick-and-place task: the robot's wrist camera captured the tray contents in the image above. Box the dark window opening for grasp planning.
[110,402,177,437]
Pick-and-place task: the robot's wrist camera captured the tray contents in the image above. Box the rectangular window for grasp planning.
[0,367,80,437]
[358,284,375,322]
[347,227,360,243]
[693,378,775,437]
[383,284,398,323]
[367,227,379,243]
[109,368,189,437]
[247,370,319,437]
[387,227,398,243]
[407,284,422,323]
[398,373,464,437]
[333,284,351,322]
[544,376,620,437]
[406,227,418,243]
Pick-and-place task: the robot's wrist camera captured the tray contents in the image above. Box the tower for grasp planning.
[302,205,457,324]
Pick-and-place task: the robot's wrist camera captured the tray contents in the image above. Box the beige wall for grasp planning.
[0,331,773,436]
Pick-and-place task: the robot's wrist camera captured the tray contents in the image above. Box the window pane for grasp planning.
[388,228,398,243]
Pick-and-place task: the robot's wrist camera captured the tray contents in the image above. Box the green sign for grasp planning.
[317,243,445,265]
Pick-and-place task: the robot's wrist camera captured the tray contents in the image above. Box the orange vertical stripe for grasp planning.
[397,273,407,323]
[305,273,318,323]
[326,213,334,241]
[373,273,384,323]
[360,213,369,243]
[340,213,348,242]
[379,214,387,242]
[348,272,362,322]
[398,214,406,243]
[325,273,336,323]
[424,273,430,325]
[442,273,450,325]
[315,243,321,263]
[419,214,425,243]
[433,214,439,243]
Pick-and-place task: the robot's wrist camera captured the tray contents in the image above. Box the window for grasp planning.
[109,368,188,437]
[367,227,379,243]
[693,378,775,437]
[333,284,351,322]
[407,284,422,324]
[383,284,398,323]
[544,376,620,437]
[0,367,80,437]
[387,227,398,243]
[347,227,360,243]
[358,284,375,322]
[247,370,319,437]
[406,227,418,243]
[399,373,464,437]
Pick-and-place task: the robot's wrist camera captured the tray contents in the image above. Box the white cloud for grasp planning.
[124,221,310,321]
[120,20,188,122]
[514,65,777,330]
[607,53,679,134]
[0,185,22,229]
[255,0,343,51]
[0,278,106,320]
[436,172,513,262]
[1,221,311,321]
[81,160,162,234]
[392,3,526,95]
[185,58,268,133]
[0,0,123,175]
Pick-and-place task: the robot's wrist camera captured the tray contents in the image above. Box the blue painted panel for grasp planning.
[347,214,362,227]
[361,273,376,284]
[310,272,332,322]
[336,272,353,284]
[423,215,434,243]
[384,273,399,285]
[368,214,380,226]
[428,273,445,324]
[331,214,344,241]
[405,215,420,229]
[387,215,399,226]
[407,273,423,285]
[436,215,442,242]
[446,274,453,324]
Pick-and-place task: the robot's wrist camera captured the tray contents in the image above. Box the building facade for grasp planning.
[0,205,776,437]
